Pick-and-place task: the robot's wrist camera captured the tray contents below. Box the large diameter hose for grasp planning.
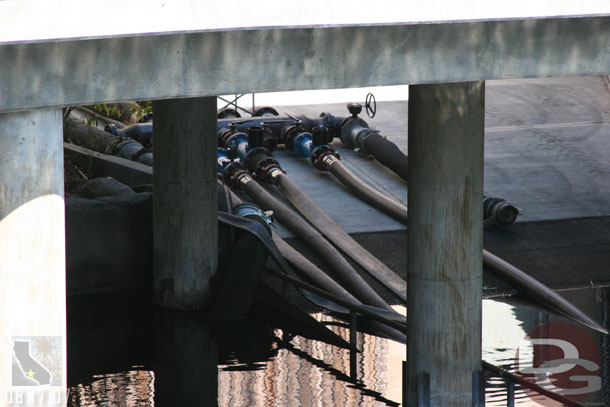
[319,156,608,334]
[269,170,407,303]
[362,133,409,181]
[236,175,394,312]
[272,234,358,304]
[272,234,406,341]
[322,154,408,224]
[484,251,608,334]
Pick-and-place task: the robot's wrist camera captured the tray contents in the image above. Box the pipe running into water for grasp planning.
[223,163,396,312]
[314,151,607,334]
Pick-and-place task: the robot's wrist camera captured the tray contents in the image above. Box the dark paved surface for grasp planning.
[258,76,610,304]
[265,76,610,238]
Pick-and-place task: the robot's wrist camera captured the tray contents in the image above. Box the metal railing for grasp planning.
[266,268,587,407]
[218,93,255,116]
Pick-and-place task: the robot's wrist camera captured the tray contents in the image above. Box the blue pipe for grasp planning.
[224,132,249,162]
[217,148,236,174]
[292,131,315,157]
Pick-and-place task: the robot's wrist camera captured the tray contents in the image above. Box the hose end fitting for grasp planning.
[245,147,283,182]
[484,196,522,226]
[311,145,339,171]
[222,161,250,189]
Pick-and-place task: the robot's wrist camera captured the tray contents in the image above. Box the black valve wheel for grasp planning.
[365,92,376,118]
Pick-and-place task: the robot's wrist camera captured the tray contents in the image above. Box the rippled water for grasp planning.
[67,287,609,406]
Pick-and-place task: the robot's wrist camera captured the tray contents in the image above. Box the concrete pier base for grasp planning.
[0,108,67,400]
[153,97,218,310]
[407,81,485,406]
[154,312,218,406]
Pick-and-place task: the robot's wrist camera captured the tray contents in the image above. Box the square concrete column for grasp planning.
[153,97,218,310]
[407,81,485,406]
[0,108,67,403]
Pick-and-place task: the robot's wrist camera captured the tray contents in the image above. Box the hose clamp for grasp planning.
[232,202,275,234]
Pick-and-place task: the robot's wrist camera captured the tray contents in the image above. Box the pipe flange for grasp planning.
[311,146,339,171]
[318,112,338,141]
[282,125,300,150]
[340,117,369,148]
[354,128,379,156]
[217,108,241,119]
[253,106,280,117]
[256,163,284,182]
[222,162,249,188]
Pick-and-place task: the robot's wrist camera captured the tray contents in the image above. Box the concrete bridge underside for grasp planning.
[0,4,609,405]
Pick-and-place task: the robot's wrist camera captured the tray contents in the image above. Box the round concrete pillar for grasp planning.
[152,97,218,310]
[407,81,485,406]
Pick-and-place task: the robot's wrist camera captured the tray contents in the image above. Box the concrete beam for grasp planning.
[407,81,484,405]
[152,97,218,310]
[1,16,609,113]
[0,108,67,401]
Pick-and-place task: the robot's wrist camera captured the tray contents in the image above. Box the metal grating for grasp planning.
[264,216,610,311]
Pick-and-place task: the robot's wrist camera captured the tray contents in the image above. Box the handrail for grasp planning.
[482,361,587,407]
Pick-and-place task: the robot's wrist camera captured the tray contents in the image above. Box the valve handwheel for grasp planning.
[365,92,376,118]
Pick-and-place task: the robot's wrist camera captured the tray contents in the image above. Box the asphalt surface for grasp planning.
[261,76,610,237]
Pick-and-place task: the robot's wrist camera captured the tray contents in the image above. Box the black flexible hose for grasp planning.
[362,133,409,181]
[227,184,406,335]
[272,234,406,341]
[269,170,407,303]
[236,174,394,312]
[318,158,607,333]
[322,155,408,224]
[483,251,608,334]
[272,234,358,303]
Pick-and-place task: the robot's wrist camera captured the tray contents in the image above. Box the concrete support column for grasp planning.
[0,108,67,402]
[407,81,485,406]
[153,97,218,310]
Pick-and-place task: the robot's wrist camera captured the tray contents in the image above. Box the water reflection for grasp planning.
[154,311,218,406]
[484,287,609,406]
[67,287,610,406]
